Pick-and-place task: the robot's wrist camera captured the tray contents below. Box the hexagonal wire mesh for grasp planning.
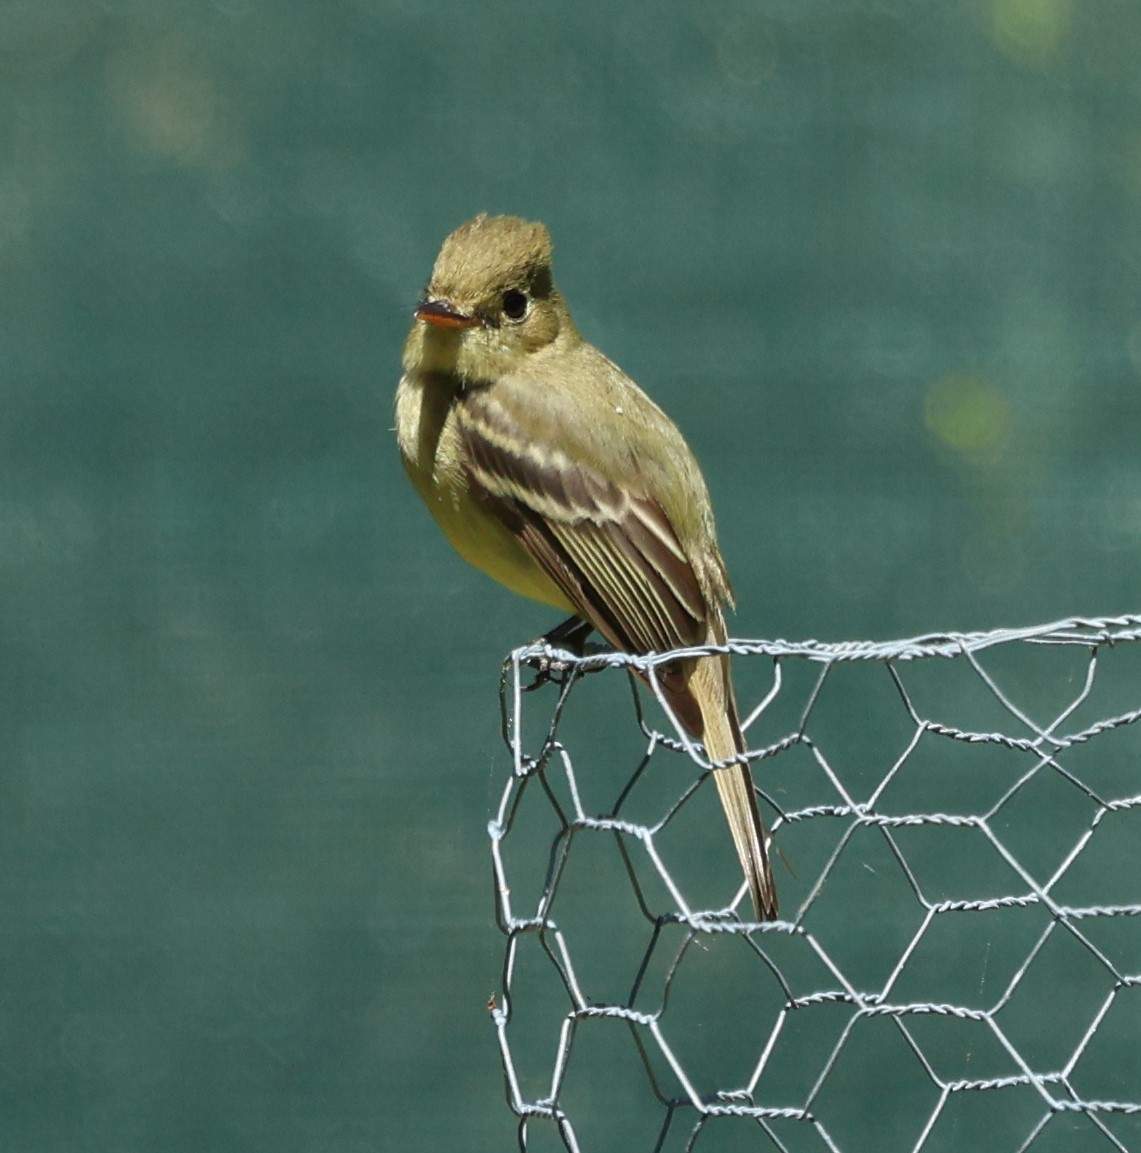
[488,614,1141,1153]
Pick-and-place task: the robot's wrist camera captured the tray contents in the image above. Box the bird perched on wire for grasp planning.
[395,214,777,920]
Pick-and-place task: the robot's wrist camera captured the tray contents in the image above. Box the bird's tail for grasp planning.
[662,646,778,921]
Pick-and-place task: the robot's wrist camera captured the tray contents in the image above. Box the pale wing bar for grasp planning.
[461,395,707,656]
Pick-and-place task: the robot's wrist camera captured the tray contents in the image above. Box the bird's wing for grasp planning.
[456,385,708,657]
[458,380,779,920]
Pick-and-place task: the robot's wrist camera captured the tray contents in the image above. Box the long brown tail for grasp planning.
[657,631,777,921]
[685,652,778,920]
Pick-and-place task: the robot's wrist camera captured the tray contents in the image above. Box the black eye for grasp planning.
[502,289,528,320]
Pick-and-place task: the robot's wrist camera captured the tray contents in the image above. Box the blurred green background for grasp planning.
[3,0,1140,1149]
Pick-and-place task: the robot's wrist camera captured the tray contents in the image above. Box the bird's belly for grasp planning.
[430,475,575,612]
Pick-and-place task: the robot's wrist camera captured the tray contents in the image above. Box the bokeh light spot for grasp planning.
[925,373,1010,460]
[989,0,1073,69]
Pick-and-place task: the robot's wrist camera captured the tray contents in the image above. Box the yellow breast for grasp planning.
[395,370,577,614]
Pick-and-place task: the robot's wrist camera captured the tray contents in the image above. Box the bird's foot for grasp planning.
[522,616,595,692]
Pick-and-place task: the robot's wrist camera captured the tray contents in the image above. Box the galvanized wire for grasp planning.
[489,614,1141,1152]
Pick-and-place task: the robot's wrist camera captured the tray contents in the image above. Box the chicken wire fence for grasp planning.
[487,613,1141,1153]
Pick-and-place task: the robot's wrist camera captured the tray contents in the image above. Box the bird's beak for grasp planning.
[415,299,481,330]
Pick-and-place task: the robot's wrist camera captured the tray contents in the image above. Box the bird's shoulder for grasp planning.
[463,340,696,492]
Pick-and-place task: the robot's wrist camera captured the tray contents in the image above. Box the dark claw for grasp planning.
[522,652,573,692]
[522,617,596,692]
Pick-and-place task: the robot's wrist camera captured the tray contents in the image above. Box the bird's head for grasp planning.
[404,214,577,382]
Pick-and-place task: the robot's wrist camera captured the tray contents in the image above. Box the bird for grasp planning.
[395,213,777,920]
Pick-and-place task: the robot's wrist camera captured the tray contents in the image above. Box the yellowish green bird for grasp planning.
[395,214,777,920]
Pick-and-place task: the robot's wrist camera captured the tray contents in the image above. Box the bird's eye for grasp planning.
[502,290,529,321]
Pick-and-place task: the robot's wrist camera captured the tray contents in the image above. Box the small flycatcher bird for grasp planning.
[395,214,777,920]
